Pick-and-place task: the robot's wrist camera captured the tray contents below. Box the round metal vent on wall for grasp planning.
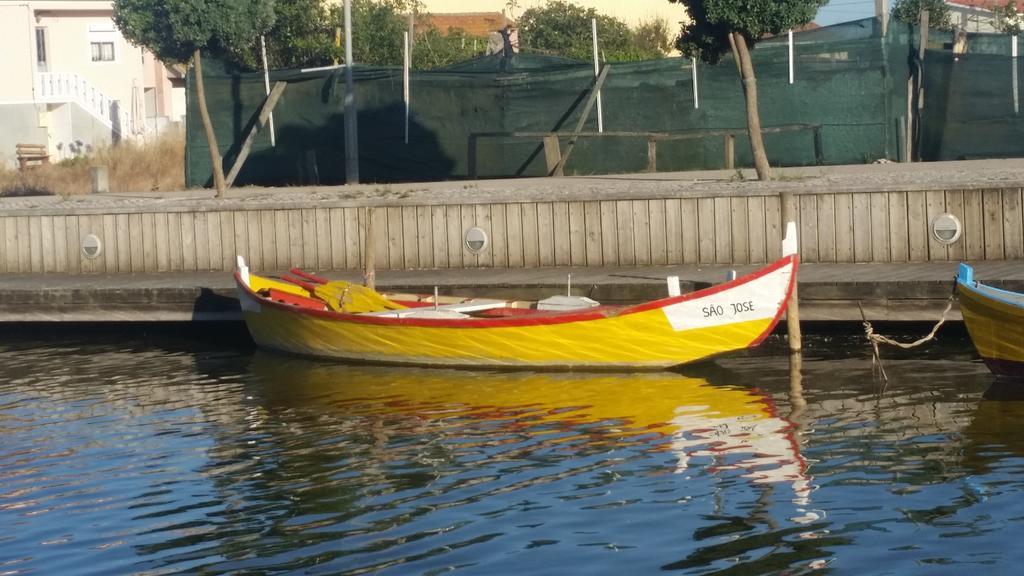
[82,233,103,259]
[930,213,962,245]
[464,227,488,254]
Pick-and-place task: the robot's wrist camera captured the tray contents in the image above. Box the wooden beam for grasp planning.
[543,134,563,176]
[876,0,889,37]
[554,64,610,176]
[225,81,288,188]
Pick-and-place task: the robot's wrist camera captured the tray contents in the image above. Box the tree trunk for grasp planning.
[193,49,227,197]
[731,32,772,181]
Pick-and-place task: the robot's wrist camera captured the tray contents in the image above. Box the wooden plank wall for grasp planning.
[1,188,1021,273]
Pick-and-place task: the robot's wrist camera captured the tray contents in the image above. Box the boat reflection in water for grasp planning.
[249,353,817,522]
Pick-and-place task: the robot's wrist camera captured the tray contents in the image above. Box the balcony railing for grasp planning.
[35,72,134,136]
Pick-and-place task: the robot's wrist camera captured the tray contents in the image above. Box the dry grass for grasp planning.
[0,130,186,197]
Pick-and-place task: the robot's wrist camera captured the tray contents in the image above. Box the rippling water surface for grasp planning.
[3,330,1024,574]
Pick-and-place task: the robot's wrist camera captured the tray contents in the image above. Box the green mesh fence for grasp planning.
[919,29,1024,161]
[186,18,916,187]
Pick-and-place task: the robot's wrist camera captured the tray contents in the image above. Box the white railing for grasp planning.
[35,72,134,136]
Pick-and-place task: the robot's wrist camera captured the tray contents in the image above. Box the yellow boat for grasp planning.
[957,263,1024,379]
[234,225,798,370]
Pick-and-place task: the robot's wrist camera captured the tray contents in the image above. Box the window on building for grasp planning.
[35,28,48,71]
[91,41,115,62]
[88,21,117,62]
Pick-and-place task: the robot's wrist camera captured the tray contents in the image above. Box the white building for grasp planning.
[0,0,185,167]
[947,0,1022,32]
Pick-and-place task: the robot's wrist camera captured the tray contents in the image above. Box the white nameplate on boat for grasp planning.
[661,265,790,332]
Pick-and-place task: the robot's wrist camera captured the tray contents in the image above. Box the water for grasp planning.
[2,329,1023,574]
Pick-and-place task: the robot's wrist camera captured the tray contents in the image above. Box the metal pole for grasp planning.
[591,18,603,133]
[260,35,275,147]
[1014,35,1019,114]
[344,0,359,184]
[691,57,699,109]
[788,29,794,84]
[404,31,410,143]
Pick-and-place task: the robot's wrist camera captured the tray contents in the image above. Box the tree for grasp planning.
[992,2,1024,35]
[233,0,482,71]
[635,17,674,56]
[672,0,827,181]
[113,0,275,197]
[258,0,338,69]
[891,0,954,31]
[518,1,665,61]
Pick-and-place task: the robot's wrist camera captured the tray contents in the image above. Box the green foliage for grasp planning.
[634,18,674,56]
[113,0,276,63]
[991,2,1024,34]
[260,0,337,69]
[347,0,410,66]
[412,27,488,69]
[891,0,954,31]
[518,0,666,61]
[671,0,827,63]
[230,0,482,70]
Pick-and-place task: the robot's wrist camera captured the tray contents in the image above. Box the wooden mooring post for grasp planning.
[781,192,802,354]
[363,206,376,290]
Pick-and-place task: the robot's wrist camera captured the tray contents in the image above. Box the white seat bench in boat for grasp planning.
[362,298,509,318]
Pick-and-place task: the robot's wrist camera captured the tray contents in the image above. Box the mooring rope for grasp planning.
[862,296,955,349]
[858,286,957,385]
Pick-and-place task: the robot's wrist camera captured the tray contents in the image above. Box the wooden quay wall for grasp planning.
[2,161,1024,275]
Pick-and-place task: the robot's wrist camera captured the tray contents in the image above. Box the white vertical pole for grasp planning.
[788,29,794,84]
[591,18,603,133]
[403,31,410,143]
[691,57,699,109]
[1014,35,1019,114]
[260,35,276,147]
[344,0,359,183]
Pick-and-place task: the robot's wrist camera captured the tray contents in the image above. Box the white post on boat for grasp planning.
[667,275,681,297]
[782,219,802,355]
[691,58,699,109]
[788,29,794,85]
[433,286,439,311]
[403,30,411,143]
[591,18,604,133]
[236,255,250,287]
[567,273,572,297]
[260,35,276,147]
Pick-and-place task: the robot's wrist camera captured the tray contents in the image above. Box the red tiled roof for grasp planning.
[423,12,512,37]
